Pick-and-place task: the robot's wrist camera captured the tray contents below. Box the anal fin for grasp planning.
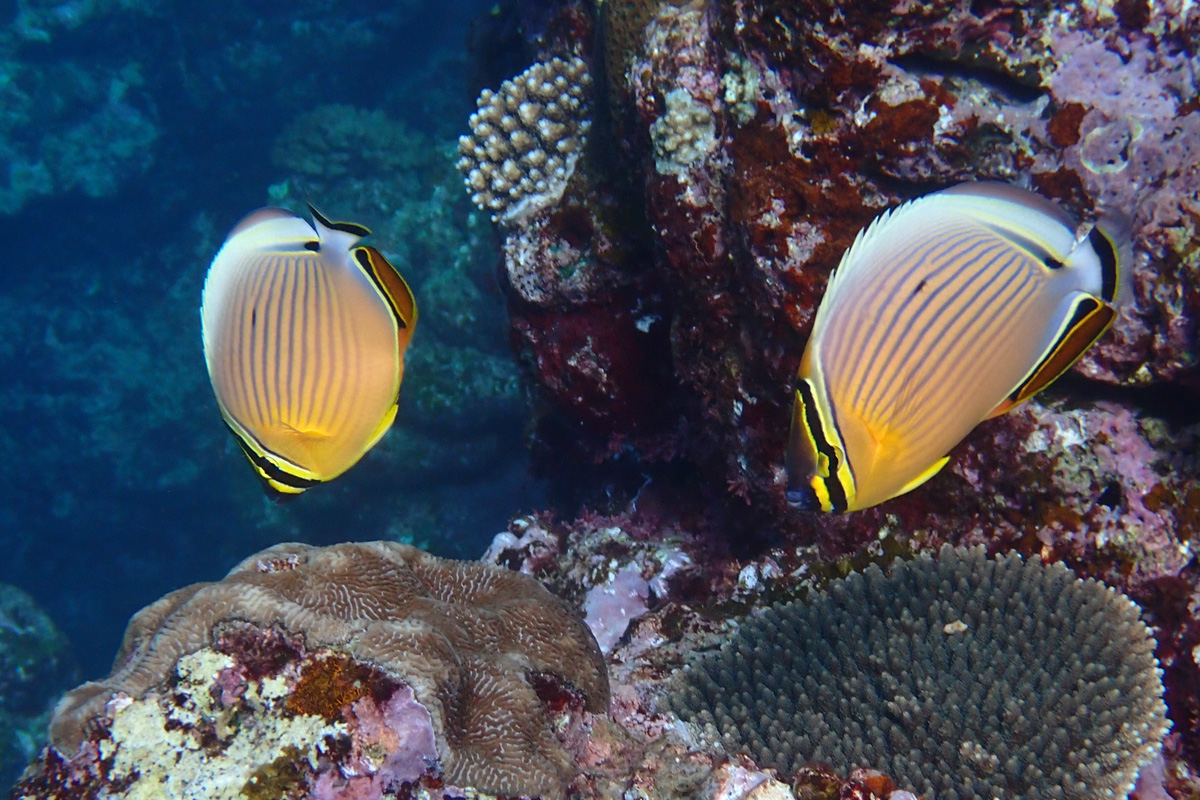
[990,294,1115,418]
[895,455,951,497]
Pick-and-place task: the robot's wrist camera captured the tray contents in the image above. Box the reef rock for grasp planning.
[19,541,609,800]
[477,0,1200,546]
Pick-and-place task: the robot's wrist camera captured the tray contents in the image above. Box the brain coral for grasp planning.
[49,541,609,800]
[671,546,1168,800]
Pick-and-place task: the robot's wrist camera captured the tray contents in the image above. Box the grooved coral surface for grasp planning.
[46,541,610,800]
[671,546,1169,800]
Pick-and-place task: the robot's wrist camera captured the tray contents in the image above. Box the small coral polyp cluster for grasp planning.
[457,56,591,225]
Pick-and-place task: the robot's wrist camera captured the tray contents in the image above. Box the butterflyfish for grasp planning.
[786,181,1130,513]
[201,205,417,496]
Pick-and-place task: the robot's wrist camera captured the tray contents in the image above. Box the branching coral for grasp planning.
[456,55,591,225]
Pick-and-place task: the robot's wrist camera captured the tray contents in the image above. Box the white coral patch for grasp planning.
[105,648,345,800]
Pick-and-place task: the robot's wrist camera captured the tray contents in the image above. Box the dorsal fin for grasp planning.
[228,207,302,238]
[353,247,417,332]
[307,204,371,238]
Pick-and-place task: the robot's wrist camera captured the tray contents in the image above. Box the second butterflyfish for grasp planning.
[201,205,417,496]
[786,181,1130,513]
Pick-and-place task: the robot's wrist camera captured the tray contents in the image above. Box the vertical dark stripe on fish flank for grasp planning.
[835,226,958,400]
[276,256,300,425]
[323,263,348,435]
[221,257,248,424]
[293,259,310,432]
[280,256,298,426]
[218,254,246,424]
[281,255,303,425]
[856,231,1002,422]
[271,257,290,424]
[245,254,275,430]
[298,260,318,432]
[312,263,336,434]
[854,230,997,418]
[328,263,350,438]
[260,255,287,429]
[901,257,1037,439]
[834,224,966,411]
[246,256,272,429]
[882,244,1023,424]
[307,259,327,433]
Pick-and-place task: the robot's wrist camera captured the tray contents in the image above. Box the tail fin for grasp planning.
[1087,211,1134,306]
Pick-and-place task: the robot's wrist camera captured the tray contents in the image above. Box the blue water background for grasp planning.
[0,0,541,683]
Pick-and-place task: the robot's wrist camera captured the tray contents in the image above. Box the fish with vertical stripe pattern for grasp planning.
[201,205,417,496]
[786,181,1130,513]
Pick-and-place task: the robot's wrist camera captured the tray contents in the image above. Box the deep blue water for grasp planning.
[0,0,540,694]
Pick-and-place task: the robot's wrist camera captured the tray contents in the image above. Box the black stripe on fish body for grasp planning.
[1088,225,1120,303]
[354,247,416,331]
[979,220,1065,272]
[225,422,321,497]
[307,204,371,237]
[1007,294,1115,407]
[786,384,821,511]
[855,235,1012,422]
[787,377,849,513]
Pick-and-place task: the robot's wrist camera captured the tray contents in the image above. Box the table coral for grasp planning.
[672,546,1169,800]
[37,541,610,800]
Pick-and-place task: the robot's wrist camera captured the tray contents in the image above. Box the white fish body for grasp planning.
[201,206,416,496]
[787,182,1129,513]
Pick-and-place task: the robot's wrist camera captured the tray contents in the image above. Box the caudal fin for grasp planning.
[1087,211,1134,306]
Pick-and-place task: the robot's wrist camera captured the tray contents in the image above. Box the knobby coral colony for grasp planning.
[457,55,591,225]
[672,546,1168,800]
[33,542,609,800]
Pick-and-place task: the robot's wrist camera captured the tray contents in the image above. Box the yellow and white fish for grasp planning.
[201,205,417,496]
[786,181,1130,513]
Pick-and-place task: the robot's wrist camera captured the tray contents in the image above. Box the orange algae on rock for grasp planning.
[286,653,398,724]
